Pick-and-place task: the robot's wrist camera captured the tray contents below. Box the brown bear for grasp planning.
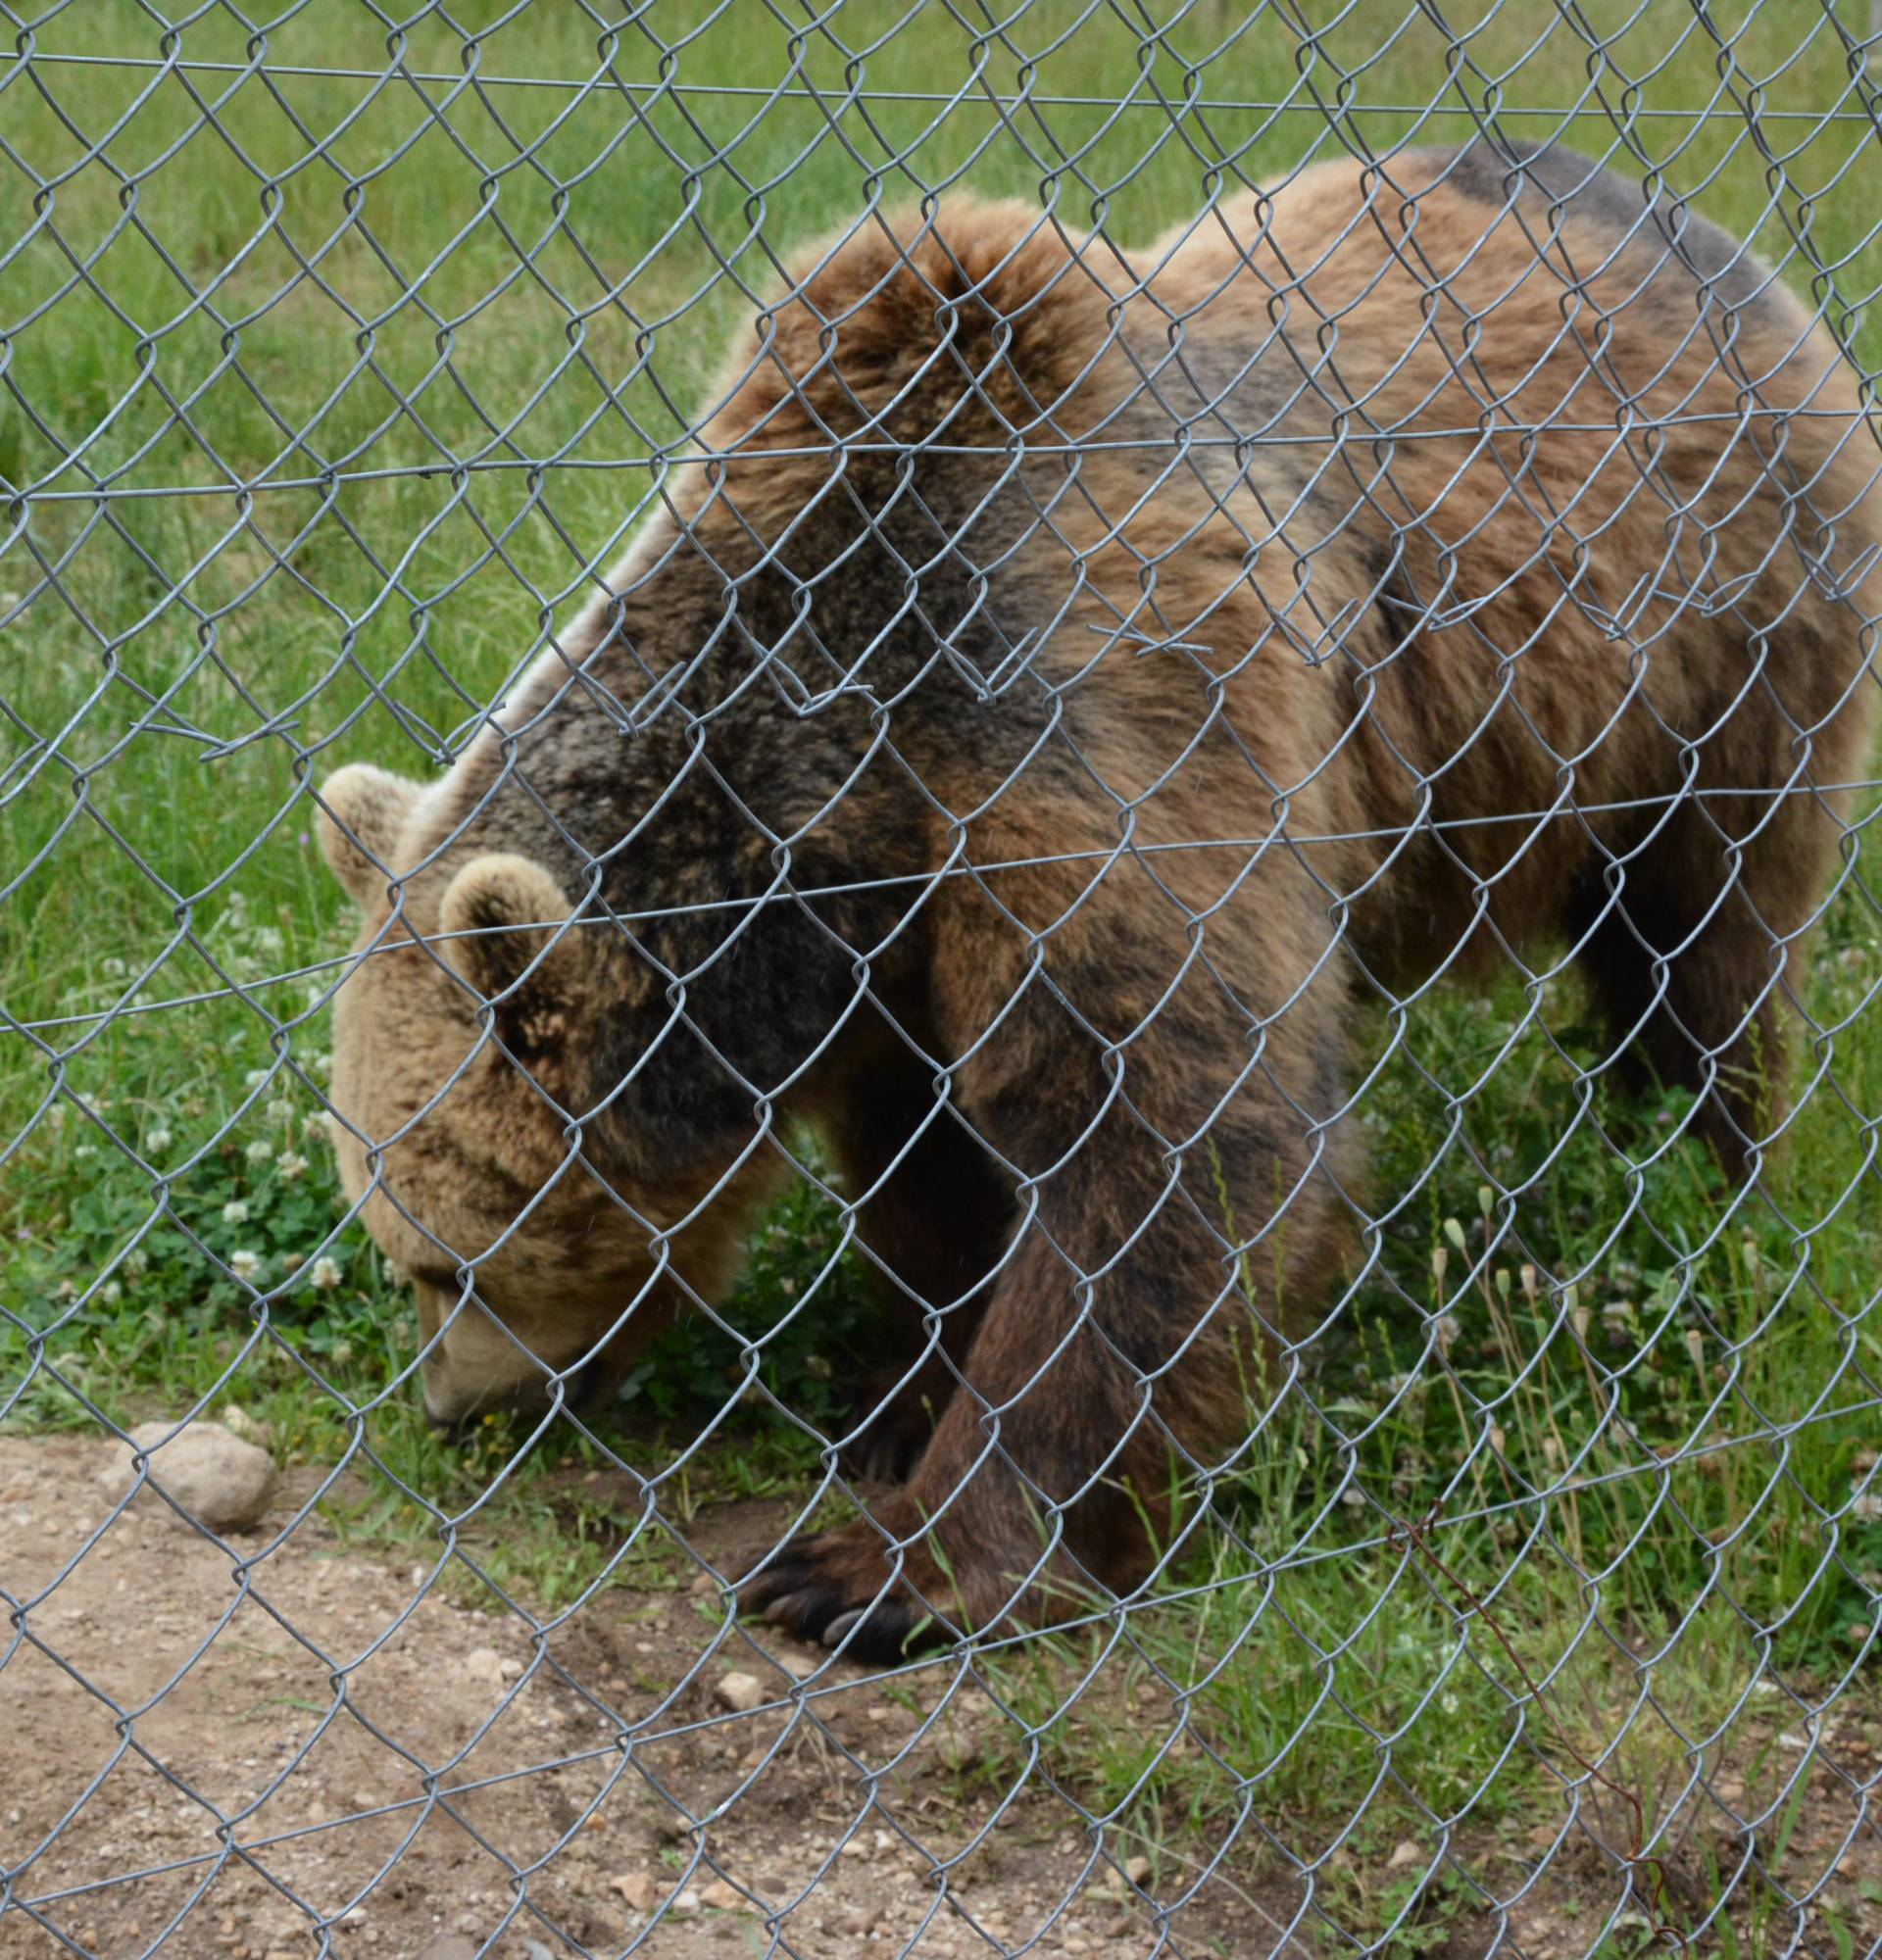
[317,139,1880,1659]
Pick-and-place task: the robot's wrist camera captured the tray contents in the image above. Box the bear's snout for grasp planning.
[420,1340,605,1431]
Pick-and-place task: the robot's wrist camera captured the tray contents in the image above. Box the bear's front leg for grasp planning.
[740,838,1353,1656]
[739,1117,1297,1659]
[739,1275,1149,1654]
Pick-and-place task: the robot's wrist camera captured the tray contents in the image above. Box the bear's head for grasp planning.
[312,762,736,1429]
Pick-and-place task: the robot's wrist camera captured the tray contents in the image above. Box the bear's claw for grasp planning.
[738,1531,943,1662]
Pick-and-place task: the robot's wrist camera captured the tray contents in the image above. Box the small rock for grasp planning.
[1124,1856,1152,1886]
[673,1889,702,1916]
[716,1671,765,1713]
[1388,1840,1422,1870]
[464,1646,505,1687]
[698,1880,745,1912]
[690,1573,718,1595]
[774,1651,817,1681]
[418,1941,477,1960]
[609,1874,659,1914]
[103,1422,276,1532]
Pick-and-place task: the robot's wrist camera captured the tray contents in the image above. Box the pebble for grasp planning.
[102,1422,277,1533]
[417,1941,477,1960]
[463,1646,505,1687]
[1124,1855,1152,1886]
[716,1671,765,1713]
[609,1874,659,1914]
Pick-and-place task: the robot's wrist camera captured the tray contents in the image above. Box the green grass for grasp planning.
[4,2,1882,1944]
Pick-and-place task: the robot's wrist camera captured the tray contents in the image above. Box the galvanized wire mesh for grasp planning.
[5,3,1882,1957]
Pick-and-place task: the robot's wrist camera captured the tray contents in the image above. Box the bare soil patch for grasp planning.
[5,1429,1881,1959]
[0,1433,1297,1958]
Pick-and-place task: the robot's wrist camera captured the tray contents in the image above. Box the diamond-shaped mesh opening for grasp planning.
[7,3,1882,1956]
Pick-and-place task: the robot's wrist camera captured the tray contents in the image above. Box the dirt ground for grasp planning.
[3,1429,1880,1959]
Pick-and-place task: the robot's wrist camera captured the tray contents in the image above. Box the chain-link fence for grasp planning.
[6,3,1882,1956]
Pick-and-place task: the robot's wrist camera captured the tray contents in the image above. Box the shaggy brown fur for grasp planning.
[318,140,1880,1658]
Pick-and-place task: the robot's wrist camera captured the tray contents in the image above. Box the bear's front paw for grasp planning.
[737,1513,957,1662]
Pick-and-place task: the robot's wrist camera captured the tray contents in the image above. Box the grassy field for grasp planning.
[4,1,1882,1950]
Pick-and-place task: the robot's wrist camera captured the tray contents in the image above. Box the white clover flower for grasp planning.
[145,1125,173,1153]
[1441,1690,1460,1716]
[99,1280,122,1304]
[245,1140,274,1164]
[1852,1489,1882,1524]
[74,1144,96,1160]
[277,1152,310,1183]
[266,1098,296,1127]
[223,1200,249,1227]
[102,956,127,979]
[244,1068,269,1090]
[310,1054,333,1081]
[229,1250,264,1283]
[124,1248,148,1275]
[311,1255,342,1291]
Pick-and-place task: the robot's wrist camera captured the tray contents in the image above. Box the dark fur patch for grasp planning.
[1427,136,1772,311]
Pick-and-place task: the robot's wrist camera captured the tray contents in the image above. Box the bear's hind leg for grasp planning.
[1575,785,1853,1180]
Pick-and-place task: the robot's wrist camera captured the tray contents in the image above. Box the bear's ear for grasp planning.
[436,854,592,1055]
[318,764,421,906]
